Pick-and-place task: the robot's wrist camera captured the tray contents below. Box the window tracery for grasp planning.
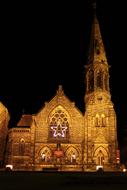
[95,114,106,127]
[49,108,69,141]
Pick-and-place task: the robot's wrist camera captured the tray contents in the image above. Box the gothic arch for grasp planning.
[101,114,106,127]
[39,146,52,162]
[48,105,71,120]
[96,70,103,89]
[94,113,106,127]
[95,113,99,127]
[19,138,25,143]
[19,138,25,156]
[93,146,109,165]
[65,146,79,164]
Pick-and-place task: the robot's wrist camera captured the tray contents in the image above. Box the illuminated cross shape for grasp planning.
[51,119,67,137]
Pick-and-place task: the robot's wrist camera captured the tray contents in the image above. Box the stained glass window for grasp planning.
[49,107,69,141]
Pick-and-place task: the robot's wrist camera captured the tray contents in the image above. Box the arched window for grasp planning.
[101,114,106,127]
[19,138,25,156]
[96,70,103,89]
[95,114,99,127]
[97,150,104,166]
[93,147,109,166]
[65,147,79,164]
[49,107,69,142]
[40,147,52,163]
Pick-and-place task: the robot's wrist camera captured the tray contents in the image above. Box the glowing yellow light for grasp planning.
[96,113,99,118]
[123,169,127,172]
[96,165,103,171]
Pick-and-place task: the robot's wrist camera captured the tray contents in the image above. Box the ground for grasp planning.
[0,171,127,190]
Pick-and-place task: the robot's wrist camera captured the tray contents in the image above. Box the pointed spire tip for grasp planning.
[92,0,97,15]
[57,85,64,96]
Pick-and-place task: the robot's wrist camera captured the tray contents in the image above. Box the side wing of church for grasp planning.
[3,10,119,171]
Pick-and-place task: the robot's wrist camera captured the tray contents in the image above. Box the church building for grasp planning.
[0,102,10,167]
[1,8,119,171]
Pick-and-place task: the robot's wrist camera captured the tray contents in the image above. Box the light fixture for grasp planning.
[96,165,103,171]
[5,165,13,170]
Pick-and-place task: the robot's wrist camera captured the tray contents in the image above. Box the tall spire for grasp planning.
[87,2,107,65]
[85,2,110,101]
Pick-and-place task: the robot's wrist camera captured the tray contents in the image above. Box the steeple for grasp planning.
[85,2,110,104]
[84,2,118,171]
[87,2,107,65]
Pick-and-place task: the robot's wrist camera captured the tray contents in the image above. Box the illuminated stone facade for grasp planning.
[0,102,10,167]
[5,14,119,171]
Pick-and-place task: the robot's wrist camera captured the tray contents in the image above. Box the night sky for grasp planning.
[1,1,127,158]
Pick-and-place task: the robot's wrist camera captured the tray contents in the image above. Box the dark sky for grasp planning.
[1,1,127,152]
